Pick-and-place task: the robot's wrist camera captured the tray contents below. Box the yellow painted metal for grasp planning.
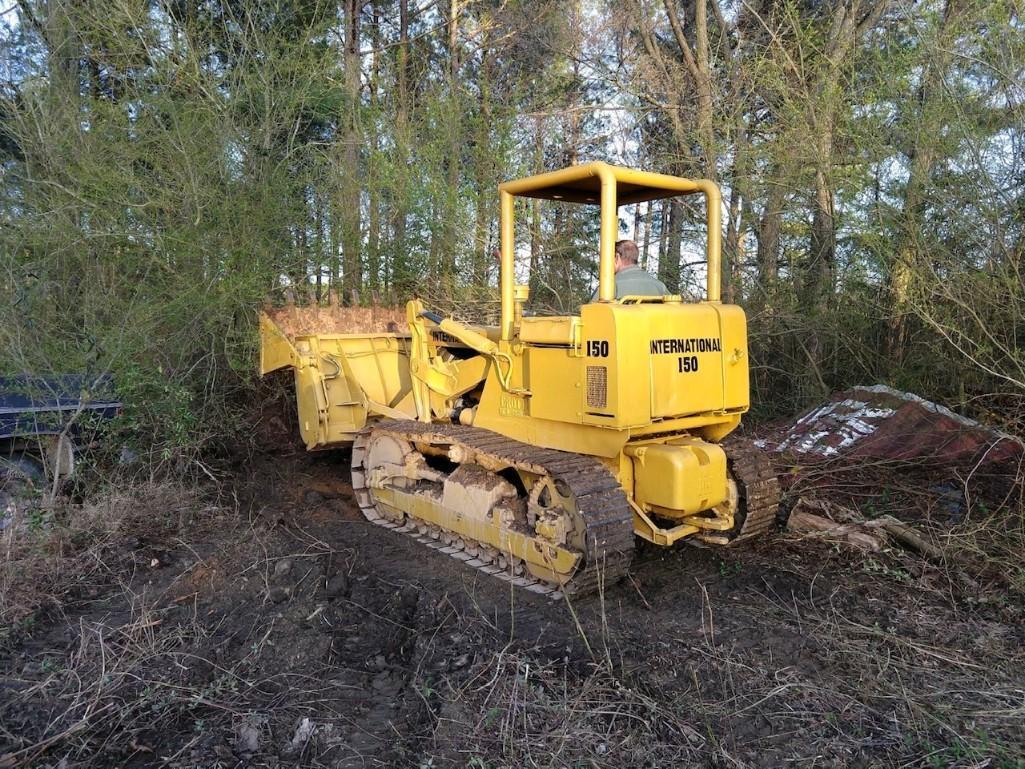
[631,502,700,546]
[499,189,516,341]
[626,438,728,518]
[524,348,583,423]
[260,312,417,449]
[599,166,617,302]
[371,485,581,576]
[406,300,435,421]
[497,162,723,322]
[472,373,630,458]
[631,413,742,441]
[518,316,581,347]
[404,300,498,421]
[260,162,757,551]
[681,510,735,531]
[423,355,489,422]
[408,298,523,396]
[259,313,299,375]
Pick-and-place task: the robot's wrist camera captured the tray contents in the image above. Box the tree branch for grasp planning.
[661,0,701,81]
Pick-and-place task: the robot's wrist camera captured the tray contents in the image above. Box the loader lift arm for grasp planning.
[406,300,527,423]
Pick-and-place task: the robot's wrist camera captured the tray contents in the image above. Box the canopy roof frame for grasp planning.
[496,162,723,341]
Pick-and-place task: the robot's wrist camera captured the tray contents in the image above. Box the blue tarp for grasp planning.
[0,375,121,439]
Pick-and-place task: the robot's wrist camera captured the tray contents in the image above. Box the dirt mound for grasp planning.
[265,304,407,337]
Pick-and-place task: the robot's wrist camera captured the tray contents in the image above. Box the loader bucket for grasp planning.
[259,303,413,450]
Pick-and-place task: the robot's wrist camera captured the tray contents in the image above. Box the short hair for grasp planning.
[615,239,639,264]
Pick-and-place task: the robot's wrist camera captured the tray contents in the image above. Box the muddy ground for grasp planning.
[2,447,1025,769]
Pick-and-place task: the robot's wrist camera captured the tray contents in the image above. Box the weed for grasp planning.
[863,556,913,583]
[25,507,53,532]
[420,679,436,698]
[717,558,742,578]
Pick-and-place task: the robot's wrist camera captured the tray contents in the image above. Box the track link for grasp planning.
[722,438,782,544]
[351,420,635,599]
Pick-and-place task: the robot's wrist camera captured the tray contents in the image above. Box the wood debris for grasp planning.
[787,497,943,559]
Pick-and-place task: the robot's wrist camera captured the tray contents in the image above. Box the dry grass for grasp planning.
[0,578,305,769]
[416,540,1025,769]
[0,482,329,769]
[3,449,1025,769]
[741,590,1025,767]
[427,652,705,767]
[2,587,211,767]
[0,483,212,641]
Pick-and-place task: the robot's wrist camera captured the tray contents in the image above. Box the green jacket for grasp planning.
[591,265,669,301]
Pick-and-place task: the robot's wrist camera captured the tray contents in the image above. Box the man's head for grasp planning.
[614,239,640,273]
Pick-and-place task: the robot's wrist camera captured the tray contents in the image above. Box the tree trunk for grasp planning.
[885,0,958,368]
[366,1,381,292]
[799,0,892,377]
[341,0,362,301]
[723,135,746,304]
[661,199,683,294]
[390,0,410,294]
[472,48,493,284]
[528,117,543,295]
[641,201,653,269]
[660,0,716,180]
[44,0,80,121]
[803,128,836,313]
[314,191,325,298]
[693,0,715,181]
[440,0,461,276]
[756,167,785,294]
[657,199,670,280]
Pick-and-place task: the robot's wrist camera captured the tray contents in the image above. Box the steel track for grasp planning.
[351,422,781,596]
[351,420,636,599]
[718,438,783,544]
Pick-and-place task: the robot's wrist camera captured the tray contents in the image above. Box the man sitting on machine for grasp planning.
[591,239,667,301]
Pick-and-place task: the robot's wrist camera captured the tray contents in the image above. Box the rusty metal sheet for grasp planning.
[760,385,1023,469]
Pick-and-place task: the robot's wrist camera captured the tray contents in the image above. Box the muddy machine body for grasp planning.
[261,163,780,596]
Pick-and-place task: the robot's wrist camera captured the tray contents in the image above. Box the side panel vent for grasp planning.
[586,366,608,409]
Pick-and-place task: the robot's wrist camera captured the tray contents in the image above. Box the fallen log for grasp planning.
[872,514,944,560]
[787,498,947,559]
[787,506,884,552]
[793,497,864,524]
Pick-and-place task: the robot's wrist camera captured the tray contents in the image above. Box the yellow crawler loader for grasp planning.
[260,163,780,597]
